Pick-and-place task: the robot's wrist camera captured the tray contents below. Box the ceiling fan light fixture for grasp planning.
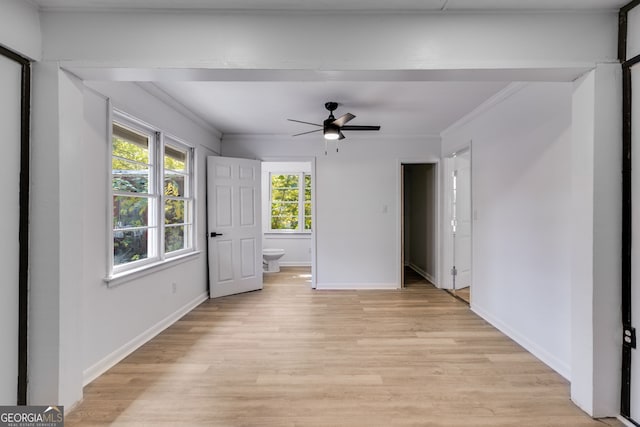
[323,126,340,140]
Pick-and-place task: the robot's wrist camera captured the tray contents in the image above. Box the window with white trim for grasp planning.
[269,172,312,232]
[111,112,195,275]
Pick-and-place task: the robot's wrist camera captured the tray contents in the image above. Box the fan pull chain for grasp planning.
[324,140,328,156]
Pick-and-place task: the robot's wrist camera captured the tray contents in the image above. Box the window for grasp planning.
[111,112,195,275]
[269,172,312,232]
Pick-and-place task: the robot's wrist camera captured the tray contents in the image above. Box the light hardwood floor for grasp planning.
[67,267,620,426]
[453,287,470,304]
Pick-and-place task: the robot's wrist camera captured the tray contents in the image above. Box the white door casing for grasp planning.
[207,156,263,298]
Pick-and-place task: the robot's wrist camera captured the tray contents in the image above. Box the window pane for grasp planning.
[113,196,149,228]
[114,229,149,265]
[165,145,187,172]
[305,174,312,201]
[113,163,149,193]
[272,174,298,189]
[271,216,298,230]
[112,124,150,164]
[165,199,185,224]
[272,189,299,202]
[165,225,186,253]
[305,216,312,230]
[164,174,185,197]
[271,202,298,217]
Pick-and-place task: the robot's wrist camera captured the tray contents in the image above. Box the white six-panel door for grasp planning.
[207,157,263,298]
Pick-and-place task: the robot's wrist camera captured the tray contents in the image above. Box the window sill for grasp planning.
[104,250,202,288]
[264,232,312,239]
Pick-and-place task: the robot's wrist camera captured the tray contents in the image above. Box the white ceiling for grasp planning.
[154,80,510,137]
[31,0,627,11]
[40,0,624,139]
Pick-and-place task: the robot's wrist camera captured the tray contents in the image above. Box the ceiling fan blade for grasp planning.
[332,113,355,127]
[338,132,346,140]
[288,119,322,127]
[341,125,381,131]
[292,129,322,137]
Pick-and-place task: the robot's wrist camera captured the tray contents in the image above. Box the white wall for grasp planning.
[223,135,440,289]
[30,64,84,406]
[262,161,312,267]
[29,69,220,406]
[441,83,573,379]
[0,0,41,60]
[571,64,621,417]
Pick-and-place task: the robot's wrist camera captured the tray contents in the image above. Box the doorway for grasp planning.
[261,160,315,288]
[401,163,437,288]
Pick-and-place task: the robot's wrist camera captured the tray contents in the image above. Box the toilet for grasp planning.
[263,248,285,273]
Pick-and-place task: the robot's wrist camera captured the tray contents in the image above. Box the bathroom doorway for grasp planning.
[261,159,316,288]
[401,162,438,288]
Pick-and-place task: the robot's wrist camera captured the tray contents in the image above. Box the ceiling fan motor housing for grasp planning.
[325,101,339,112]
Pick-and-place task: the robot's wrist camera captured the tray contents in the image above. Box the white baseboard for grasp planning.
[82,292,208,386]
[407,263,435,284]
[471,303,571,380]
[618,416,636,427]
[316,282,399,290]
[280,262,312,267]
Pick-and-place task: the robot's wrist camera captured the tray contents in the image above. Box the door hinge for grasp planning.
[451,266,457,276]
[624,326,636,349]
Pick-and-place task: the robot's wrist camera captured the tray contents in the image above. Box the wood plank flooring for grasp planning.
[452,287,471,304]
[66,267,621,426]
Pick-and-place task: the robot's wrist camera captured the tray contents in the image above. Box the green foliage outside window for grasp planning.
[270,173,312,231]
[112,132,151,265]
[164,174,187,253]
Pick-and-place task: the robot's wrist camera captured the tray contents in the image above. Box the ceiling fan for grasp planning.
[288,102,381,144]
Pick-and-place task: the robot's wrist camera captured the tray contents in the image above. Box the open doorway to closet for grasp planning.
[401,163,437,288]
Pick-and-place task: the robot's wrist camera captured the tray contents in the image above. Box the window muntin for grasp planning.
[269,172,312,232]
[111,113,195,276]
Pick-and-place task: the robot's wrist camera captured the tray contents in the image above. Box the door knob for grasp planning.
[210,232,223,237]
